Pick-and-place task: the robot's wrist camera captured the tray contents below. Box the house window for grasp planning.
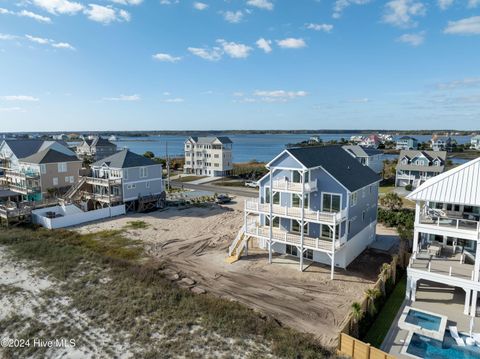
[53,177,58,186]
[286,244,298,256]
[321,224,340,239]
[265,216,280,228]
[124,169,129,180]
[350,192,357,207]
[40,164,46,174]
[322,193,341,213]
[58,162,67,173]
[146,182,150,189]
[292,194,309,208]
[127,184,136,190]
[291,220,308,234]
[140,167,148,178]
[292,171,309,183]
[303,249,313,260]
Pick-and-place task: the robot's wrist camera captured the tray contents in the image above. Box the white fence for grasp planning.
[32,204,126,229]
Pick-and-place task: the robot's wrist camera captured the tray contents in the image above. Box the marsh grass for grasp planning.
[124,220,150,230]
[0,227,335,358]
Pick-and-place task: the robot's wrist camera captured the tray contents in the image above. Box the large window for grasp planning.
[322,193,341,212]
[303,249,313,260]
[321,224,340,240]
[292,171,309,183]
[291,220,308,234]
[350,192,358,207]
[286,244,298,256]
[266,188,280,204]
[265,216,280,228]
[292,194,309,208]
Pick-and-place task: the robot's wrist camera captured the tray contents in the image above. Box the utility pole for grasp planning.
[166,141,170,191]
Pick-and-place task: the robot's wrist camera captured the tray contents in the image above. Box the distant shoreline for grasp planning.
[2,129,479,136]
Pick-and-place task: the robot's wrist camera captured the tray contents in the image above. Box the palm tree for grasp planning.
[350,302,364,338]
[365,288,381,316]
[378,263,392,296]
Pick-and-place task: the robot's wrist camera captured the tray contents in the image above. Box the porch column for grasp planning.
[331,220,336,280]
[244,209,248,256]
[465,289,472,315]
[268,168,274,264]
[411,279,417,302]
[299,170,305,272]
[413,229,420,259]
[406,276,412,299]
[470,242,480,316]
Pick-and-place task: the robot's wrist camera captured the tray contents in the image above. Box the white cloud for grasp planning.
[246,0,273,10]
[119,9,131,21]
[32,0,84,15]
[84,4,130,24]
[103,94,140,101]
[152,53,181,62]
[18,10,52,23]
[163,97,184,103]
[349,98,369,103]
[0,33,18,41]
[397,32,425,46]
[0,107,24,112]
[383,0,426,28]
[223,10,243,23]
[217,39,252,58]
[109,0,143,5]
[444,16,480,35]
[0,8,10,14]
[0,95,39,101]
[253,90,308,102]
[436,77,480,90]
[306,23,333,32]
[25,34,76,50]
[193,2,208,10]
[188,46,223,61]
[159,0,179,4]
[437,0,454,10]
[163,91,171,96]
[468,0,480,8]
[256,38,272,53]
[25,34,50,44]
[276,38,306,49]
[333,0,371,19]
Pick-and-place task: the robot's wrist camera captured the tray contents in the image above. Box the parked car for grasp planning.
[215,194,232,204]
[245,181,258,188]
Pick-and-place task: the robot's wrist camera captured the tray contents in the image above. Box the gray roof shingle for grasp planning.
[92,149,157,168]
[21,148,80,164]
[286,146,380,192]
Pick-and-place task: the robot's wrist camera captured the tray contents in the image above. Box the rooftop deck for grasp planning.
[410,250,475,281]
[419,213,479,233]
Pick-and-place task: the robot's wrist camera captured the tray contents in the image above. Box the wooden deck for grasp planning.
[410,251,474,280]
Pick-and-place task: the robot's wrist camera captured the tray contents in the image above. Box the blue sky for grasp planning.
[1,0,480,131]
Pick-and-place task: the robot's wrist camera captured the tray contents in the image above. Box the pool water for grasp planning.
[407,332,480,359]
[405,309,442,331]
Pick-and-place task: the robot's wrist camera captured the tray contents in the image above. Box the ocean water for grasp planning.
[109,133,473,163]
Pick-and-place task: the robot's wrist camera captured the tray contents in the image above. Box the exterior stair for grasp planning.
[226,226,249,264]
[64,177,87,200]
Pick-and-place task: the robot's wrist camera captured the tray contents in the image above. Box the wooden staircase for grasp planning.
[226,226,249,264]
[64,177,87,200]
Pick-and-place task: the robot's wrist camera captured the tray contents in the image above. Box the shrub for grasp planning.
[405,184,413,191]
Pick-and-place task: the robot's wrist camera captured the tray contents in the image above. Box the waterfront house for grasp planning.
[471,135,480,150]
[230,146,380,279]
[184,136,233,177]
[0,139,80,201]
[395,150,447,189]
[406,157,480,317]
[65,149,165,211]
[342,145,384,174]
[76,136,117,161]
[360,134,382,149]
[431,135,456,152]
[396,136,418,150]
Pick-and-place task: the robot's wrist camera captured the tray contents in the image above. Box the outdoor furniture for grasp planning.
[471,333,480,347]
[449,326,466,346]
[466,337,476,346]
[427,242,443,257]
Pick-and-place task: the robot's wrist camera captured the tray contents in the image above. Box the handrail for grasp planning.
[228,225,245,256]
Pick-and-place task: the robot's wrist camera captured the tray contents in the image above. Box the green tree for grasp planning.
[143,151,155,159]
[380,192,403,211]
[364,288,381,316]
[350,302,364,338]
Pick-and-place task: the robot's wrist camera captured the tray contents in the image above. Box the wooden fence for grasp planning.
[338,333,396,359]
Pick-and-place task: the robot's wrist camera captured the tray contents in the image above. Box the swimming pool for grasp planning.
[405,331,480,359]
[405,309,442,331]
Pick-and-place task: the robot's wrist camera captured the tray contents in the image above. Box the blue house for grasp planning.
[230,146,380,279]
[396,136,418,150]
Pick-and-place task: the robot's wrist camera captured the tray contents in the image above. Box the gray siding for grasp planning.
[122,164,163,201]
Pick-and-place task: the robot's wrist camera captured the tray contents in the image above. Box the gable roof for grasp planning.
[187,136,232,144]
[92,149,157,169]
[281,146,380,192]
[396,150,447,172]
[343,145,383,158]
[407,157,480,206]
[398,136,417,141]
[21,148,80,164]
[2,139,44,159]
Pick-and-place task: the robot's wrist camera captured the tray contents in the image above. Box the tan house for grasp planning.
[17,148,82,200]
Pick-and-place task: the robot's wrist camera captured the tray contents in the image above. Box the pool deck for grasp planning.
[382,280,480,358]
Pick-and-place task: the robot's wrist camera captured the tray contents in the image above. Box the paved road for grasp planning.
[170,181,258,198]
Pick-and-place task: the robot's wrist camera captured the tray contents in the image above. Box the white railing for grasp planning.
[272,179,317,193]
[228,225,245,256]
[244,198,345,224]
[85,177,122,186]
[419,208,479,233]
[245,224,344,251]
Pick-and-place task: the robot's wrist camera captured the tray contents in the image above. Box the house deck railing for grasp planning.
[85,177,122,187]
[272,179,318,193]
[419,207,480,233]
[245,198,345,224]
[245,223,344,252]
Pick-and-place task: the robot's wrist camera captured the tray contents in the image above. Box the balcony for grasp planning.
[81,191,122,203]
[245,198,345,224]
[85,177,122,187]
[5,169,40,180]
[245,223,344,252]
[418,207,480,237]
[272,179,317,193]
[8,183,41,195]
